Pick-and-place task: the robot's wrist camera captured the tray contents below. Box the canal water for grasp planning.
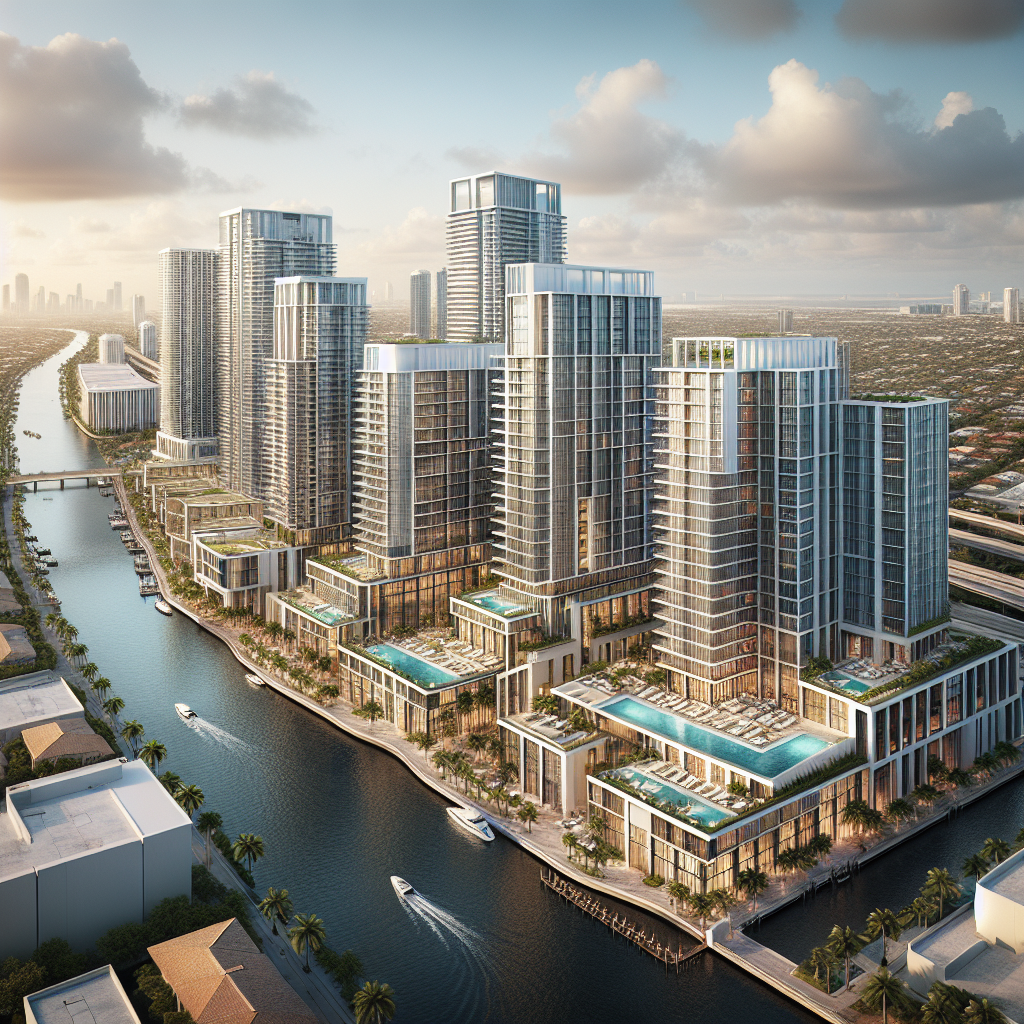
[10,332,1022,1022]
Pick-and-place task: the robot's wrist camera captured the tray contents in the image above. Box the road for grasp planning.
[949,507,1024,543]
[949,560,1024,612]
[950,527,1024,563]
[951,602,1024,644]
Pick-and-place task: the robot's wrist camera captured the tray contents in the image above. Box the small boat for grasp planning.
[391,875,415,898]
[245,673,266,688]
[40,556,57,567]
[175,703,197,721]
[155,600,173,616]
[447,806,495,841]
[35,547,50,556]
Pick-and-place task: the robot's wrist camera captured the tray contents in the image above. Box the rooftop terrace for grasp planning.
[345,630,501,688]
[309,553,385,582]
[275,587,360,628]
[453,587,533,619]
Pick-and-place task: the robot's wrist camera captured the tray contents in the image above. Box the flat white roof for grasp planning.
[0,672,82,735]
[25,965,140,1024]
[363,342,502,373]
[77,363,158,393]
[1,760,191,881]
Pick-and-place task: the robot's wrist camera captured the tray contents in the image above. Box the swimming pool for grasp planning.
[603,765,732,828]
[818,671,871,695]
[596,696,831,778]
[462,591,530,617]
[365,644,459,687]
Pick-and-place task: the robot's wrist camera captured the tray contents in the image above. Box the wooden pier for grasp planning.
[541,869,706,973]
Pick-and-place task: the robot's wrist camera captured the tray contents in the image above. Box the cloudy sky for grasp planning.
[1,0,1022,304]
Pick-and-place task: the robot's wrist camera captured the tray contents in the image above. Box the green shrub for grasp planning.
[642,874,665,887]
[31,938,90,987]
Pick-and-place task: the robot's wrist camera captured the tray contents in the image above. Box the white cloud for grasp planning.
[179,71,317,138]
[12,221,45,238]
[0,33,189,202]
[934,91,974,129]
[523,60,684,195]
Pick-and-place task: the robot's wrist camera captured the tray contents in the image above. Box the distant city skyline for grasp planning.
[0,0,1021,301]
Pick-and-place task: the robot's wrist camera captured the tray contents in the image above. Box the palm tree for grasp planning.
[466,732,487,762]
[356,700,385,726]
[809,946,838,991]
[138,739,167,772]
[912,783,941,812]
[517,801,538,832]
[981,837,1012,864]
[282,627,297,651]
[973,752,1000,778]
[497,761,518,788]
[353,981,396,1024]
[102,695,125,719]
[948,767,975,789]
[408,731,435,759]
[233,832,265,876]
[993,740,1021,767]
[863,907,902,963]
[922,867,962,920]
[158,770,182,795]
[258,887,294,936]
[861,966,907,1024]
[885,798,915,827]
[920,980,970,1024]
[288,913,326,972]
[962,853,991,880]
[120,719,145,757]
[562,832,578,862]
[175,783,205,818]
[687,891,718,933]
[737,869,770,913]
[80,662,99,684]
[196,810,222,870]
[666,880,690,912]
[964,998,1009,1024]
[826,924,861,991]
[265,621,283,643]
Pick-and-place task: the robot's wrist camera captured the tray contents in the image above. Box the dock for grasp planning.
[139,577,160,596]
[541,869,707,973]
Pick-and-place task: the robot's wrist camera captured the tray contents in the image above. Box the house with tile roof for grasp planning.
[21,718,113,769]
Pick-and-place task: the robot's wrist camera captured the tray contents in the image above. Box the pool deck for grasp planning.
[365,632,502,684]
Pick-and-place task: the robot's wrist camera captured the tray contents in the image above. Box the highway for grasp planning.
[951,602,1024,644]
[949,559,1024,612]
[950,527,1024,563]
[949,507,1024,543]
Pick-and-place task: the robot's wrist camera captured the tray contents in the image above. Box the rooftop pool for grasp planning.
[818,671,872,695]
[461,590,530,617]
[596,696,831,778]
[603,765,732,828]
[365,644,459,687]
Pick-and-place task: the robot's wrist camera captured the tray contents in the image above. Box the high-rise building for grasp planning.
[953,283,970,315]
[34,286,45,313]
[778,309,793,333]
[156,248,218,463]
[138,321,158,360]
[2,285,9,312]
[65,294,74,313]
[383,281,394,301]
[15,274,29,315]
[263,276,368,543]
[113,282,122,312]
[106,289,114,309]
[435,268,447,340]
[445,172,566,342]
[1005,287,1020,324]
[76,284,82,311]
[132,294,146,327]
[410,270,431,339]
[48,292,59,313]
[217,208,335,498]
[98,334,125,364]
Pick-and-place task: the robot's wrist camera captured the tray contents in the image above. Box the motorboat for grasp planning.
[245,673,266,688]
[391,875,415,898]
[447,806,495,841]
[174,703,197,721]
[155,600,173,616]
[35,547,50,556]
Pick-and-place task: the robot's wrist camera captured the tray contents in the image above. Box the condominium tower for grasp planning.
[410,270,431,339]
[953,284,970,316]
[263,276,368,545]
[436,269,447,339]
[445,172,566,342]
[1006,287,1020,324]
[156,248,218,462]
[217,208,335,498]
[132,294,146,327]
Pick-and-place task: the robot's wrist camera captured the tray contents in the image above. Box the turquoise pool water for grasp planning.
[463,591,529,616]
[597,697,831,777]
[819,671,871,695]
[366,644,459,687]
[604,766,731,827]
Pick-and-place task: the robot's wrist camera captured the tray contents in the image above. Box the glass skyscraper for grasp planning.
[445,173,566,343]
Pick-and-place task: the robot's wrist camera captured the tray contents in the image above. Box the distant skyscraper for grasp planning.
[410,270,431,339]
[217,208,335,498]
[384,281,394,301]
[445,172,566,342]
[778,309,793,333]
[1005,287,1020,324]
[48,291,59,313]
[953,283,970,315]
[106,288,114,309]
[263,277,368,542]
[2,285,9,312]
[435,268,447,340]
[35,286,45,313]
[76,284,82,311]
[132,294,146,327]
[138,321,158,360]
[113,282,122,312]
[157,248,218,463]
[15,274,29,315]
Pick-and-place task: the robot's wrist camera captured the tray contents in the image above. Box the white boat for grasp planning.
[447,806,495,841]
[174,703,197,721]
[245,673,266,688]
[391,875,415,898]
[155,600,173,616]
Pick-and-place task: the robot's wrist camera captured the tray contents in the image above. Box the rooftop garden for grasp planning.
[309,555,385,581]
[849,393,927,403]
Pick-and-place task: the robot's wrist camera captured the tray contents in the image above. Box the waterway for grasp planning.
[9,331,1023,1022]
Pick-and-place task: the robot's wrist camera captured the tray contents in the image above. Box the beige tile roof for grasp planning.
[148,919,317,1024]
[21,718,113,764]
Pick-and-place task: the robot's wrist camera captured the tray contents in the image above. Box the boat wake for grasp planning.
[186,716,250,755]
[404,891,486,954]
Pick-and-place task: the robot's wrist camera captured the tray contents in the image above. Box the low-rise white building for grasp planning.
[0,672,84,746]
[24,965,141,1024]
[77,363,159,432]
[0,759,192,960]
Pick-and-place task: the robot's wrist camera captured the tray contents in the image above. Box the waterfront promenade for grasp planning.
[113,474,1024,1024]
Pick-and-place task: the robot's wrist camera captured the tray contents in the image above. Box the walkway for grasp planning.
[9,468,119,485]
